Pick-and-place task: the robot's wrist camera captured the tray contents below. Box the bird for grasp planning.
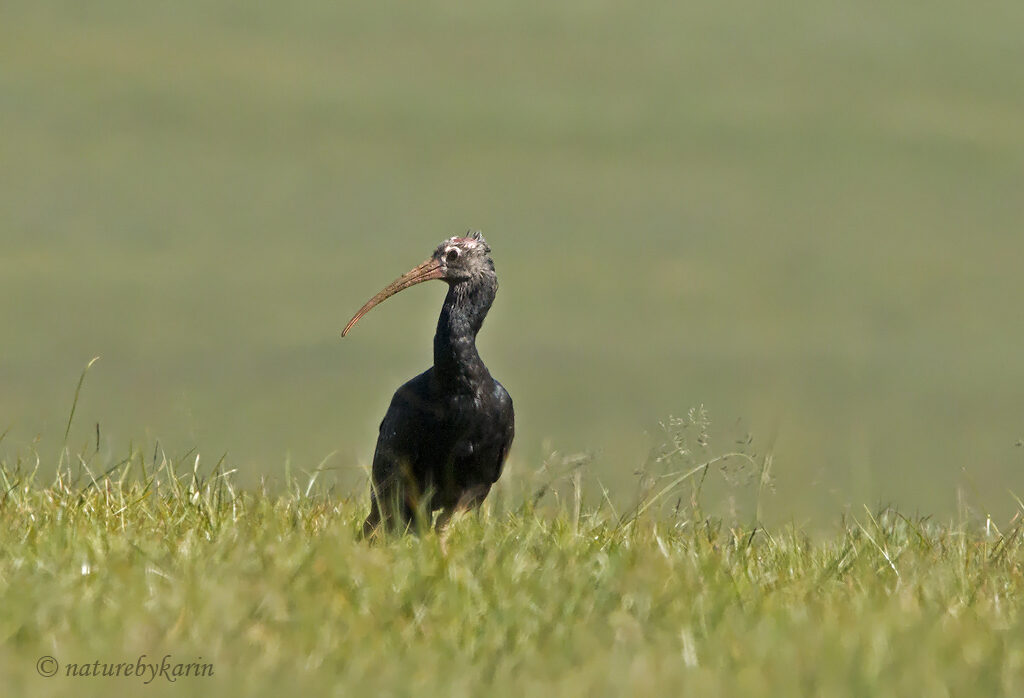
[342,231,514,539]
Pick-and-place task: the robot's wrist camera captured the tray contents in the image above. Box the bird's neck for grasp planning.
[433,277,496,390]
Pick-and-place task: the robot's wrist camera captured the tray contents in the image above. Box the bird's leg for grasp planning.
[433,500,476,555]
[433,484,491,553]
[435,507,456,555]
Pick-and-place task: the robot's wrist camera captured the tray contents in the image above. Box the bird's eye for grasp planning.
[445,248,460,263]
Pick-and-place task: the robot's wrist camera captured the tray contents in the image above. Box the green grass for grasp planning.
[1,435,1022,697]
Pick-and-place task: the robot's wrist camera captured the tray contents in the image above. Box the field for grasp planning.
[3,0,1024,694]
[2,451,1023,697]
[3,0,1023,522]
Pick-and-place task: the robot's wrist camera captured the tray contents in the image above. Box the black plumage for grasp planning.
[342,232,514,537]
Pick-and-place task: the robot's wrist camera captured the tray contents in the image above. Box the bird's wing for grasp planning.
[370,370,436,491]
[489,380,515,483]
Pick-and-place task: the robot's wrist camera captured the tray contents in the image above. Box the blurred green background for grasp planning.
[2,0,1022,522]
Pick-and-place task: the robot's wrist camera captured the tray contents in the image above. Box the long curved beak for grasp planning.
[341,257,444,336]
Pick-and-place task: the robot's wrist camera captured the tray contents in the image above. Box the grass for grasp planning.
[1,432,1022,697]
